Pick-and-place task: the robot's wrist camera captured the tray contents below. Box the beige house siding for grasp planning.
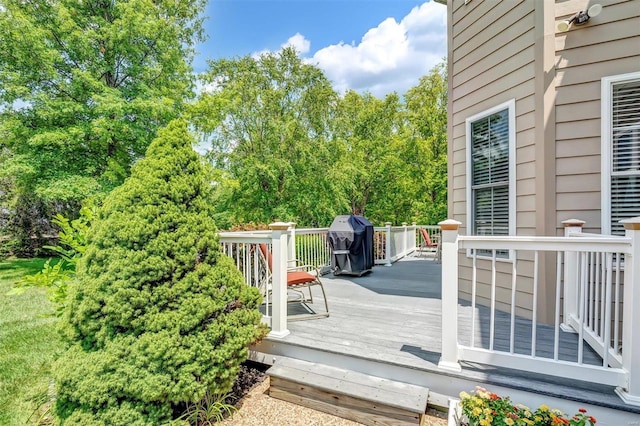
[553,1,639,335]
[554,0,640,233]
[447,0,639,323]
[450,0,536,235]
[449,0,538,319]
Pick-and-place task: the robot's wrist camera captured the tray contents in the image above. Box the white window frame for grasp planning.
[465,99,517,260]
[601,72,640,235]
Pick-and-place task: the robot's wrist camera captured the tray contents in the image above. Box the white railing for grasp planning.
[218,223,291,338]
[218,221,432,339]
[295,227,331,271]
[416,225,440,258]
[374,222,419,265]
[373,227,388,264]
[562,221,626,370]
[289,222,424,268]
[219,231,270,289]
[438,218,640,406]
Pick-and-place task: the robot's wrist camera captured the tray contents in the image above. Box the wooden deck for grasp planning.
[284,257,601,368]
[253,257,640,421]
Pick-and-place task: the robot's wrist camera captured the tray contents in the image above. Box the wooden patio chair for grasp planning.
[257,243,329,321]
[419,228,441,262]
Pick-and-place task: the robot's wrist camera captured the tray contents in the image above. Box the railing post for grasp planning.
[269,222,290,339]
[561,219,585,332]
[616,217,640,406]
[384,222,392,266]
[412,222,417,254]
[402,222,408,258]
[287,222,297,269]
[438,219,462,373]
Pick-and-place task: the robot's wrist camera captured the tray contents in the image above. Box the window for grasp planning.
[466,100,516,257]
[602,73,640,236]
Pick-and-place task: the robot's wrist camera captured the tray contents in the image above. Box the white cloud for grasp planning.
[282,32,311,55]
[311,1,447,97]
[251,32,311,60]
[248,1,446,97]
[250,48,271,60]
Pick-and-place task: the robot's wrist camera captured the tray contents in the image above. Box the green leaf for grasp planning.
[54,120,267,424]
[0,0,207,253]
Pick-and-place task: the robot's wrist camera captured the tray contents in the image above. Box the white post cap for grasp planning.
[438,219,462,231]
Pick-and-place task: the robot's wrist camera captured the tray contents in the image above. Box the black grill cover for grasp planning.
[328,215,374,276]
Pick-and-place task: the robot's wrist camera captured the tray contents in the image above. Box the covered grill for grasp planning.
[327,215,374,276]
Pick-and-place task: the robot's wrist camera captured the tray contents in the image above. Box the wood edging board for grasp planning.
[270,378,425,426]
[268,358,429,414]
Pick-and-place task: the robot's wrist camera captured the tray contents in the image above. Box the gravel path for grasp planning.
[222,376,448,426]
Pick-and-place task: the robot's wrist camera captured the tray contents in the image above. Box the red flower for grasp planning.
[578,408,587,413]
[589,416,597,423]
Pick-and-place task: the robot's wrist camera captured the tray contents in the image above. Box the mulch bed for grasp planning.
[226,361,269,406]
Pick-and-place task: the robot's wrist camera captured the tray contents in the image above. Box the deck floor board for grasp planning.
[257,257,640,418]
[281,257,602,371]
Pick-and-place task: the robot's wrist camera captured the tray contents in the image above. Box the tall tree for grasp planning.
[403,62,448,224]
[333,62,447,226]
[191,55,448,229]
[191,47,347,227]
[333,90,405,224]
[0,0,205,254]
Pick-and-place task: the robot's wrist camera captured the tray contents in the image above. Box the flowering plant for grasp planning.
[459,387,596,426]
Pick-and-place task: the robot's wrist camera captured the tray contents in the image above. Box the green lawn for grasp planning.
[0,258,62,425]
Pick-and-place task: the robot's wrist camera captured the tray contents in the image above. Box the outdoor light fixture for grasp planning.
[557,3,602,32]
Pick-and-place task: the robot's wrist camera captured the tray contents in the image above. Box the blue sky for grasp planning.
[195,0,447,97]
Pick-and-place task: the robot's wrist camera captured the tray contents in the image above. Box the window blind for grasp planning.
[471,108,510,237]
[611,79,640,235]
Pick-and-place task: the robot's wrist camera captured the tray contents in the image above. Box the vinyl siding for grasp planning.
[448,0,639,323]
[449,0,537,313]
[554,0,640,232]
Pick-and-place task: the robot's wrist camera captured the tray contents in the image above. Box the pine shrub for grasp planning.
[54,120,266,425]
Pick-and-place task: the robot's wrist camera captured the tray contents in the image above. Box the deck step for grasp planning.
[267,357,430,426]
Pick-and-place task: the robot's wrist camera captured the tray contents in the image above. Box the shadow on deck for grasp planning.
[253,257,639,420]
[284,257,600,367]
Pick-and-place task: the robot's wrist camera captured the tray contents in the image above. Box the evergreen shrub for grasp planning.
[54,120,266,425]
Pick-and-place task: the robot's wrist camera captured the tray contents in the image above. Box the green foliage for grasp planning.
[54,120,267,424]
[192,47,349,227]
[0,0,206,253]
[0,258,62,426]
[332,90,405,223]
[177,391,236,425]
[47,207,92,260]
[9,207,92,314]
[1,193,58,258]
[193,54,448,228]
[403,62,448,225]
[10,257,70,308]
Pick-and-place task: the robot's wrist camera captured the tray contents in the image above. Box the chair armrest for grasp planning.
[288,263,320,276]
